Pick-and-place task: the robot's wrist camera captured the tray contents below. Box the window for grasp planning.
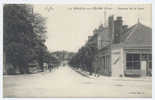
[126,54,140,69]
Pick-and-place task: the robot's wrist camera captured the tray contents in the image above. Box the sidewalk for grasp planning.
[72,67,152,82]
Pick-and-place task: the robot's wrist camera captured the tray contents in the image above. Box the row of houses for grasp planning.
[86,15,152,77]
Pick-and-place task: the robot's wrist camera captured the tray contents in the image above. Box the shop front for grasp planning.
[124,48,152,76]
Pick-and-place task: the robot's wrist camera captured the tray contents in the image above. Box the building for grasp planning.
[91,15,152,77]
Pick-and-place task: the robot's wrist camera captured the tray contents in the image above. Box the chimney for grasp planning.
[108,15,114,43]
[98,24,104,32]
[122,25,128,33]
[114,16,123,43]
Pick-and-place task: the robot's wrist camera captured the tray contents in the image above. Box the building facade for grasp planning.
[91,15,152,77]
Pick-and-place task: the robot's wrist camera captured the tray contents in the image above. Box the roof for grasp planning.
[99,27,111,42]
[120,23,152,47]
[86,33,98,46]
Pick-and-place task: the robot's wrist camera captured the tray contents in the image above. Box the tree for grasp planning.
[3,4,47,74]
[69,40,98,75]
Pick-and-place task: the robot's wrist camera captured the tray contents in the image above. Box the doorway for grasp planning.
[141,61,147,76]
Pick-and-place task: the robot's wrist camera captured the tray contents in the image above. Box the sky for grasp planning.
[33,4,152,52]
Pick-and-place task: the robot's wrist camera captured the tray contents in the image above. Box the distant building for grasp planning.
[89,15,152,77]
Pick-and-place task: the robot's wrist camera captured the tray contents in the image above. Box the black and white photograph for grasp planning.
[3,4,152,98]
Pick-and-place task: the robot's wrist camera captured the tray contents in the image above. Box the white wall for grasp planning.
[111,48,124,77]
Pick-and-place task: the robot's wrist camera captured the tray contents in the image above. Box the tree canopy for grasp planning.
[69,41,98,75]
[3,4,49,74]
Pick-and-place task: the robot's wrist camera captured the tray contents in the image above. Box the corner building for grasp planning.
[91,16,152,77]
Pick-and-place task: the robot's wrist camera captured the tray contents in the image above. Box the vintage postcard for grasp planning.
[3,4,152,98]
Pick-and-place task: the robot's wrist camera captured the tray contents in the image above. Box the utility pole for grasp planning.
[104,11,107,27]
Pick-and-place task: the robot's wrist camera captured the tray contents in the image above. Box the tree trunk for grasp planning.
[39,61,44,72]
[24,64,30,74]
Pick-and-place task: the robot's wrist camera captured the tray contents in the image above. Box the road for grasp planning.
[3,65,152,98]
